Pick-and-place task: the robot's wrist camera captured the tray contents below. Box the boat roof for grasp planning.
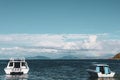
[9,58,25,62]
[93,64,109,67]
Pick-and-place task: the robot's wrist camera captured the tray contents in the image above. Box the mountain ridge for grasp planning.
[113,52,120,59]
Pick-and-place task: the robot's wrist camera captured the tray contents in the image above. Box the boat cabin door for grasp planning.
[14,62,20,68]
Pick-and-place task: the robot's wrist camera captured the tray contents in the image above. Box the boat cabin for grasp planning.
[7,59,28,68]
[91,64,111,74]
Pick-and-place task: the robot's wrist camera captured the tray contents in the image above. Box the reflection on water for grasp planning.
[5,74,28,80]
[88,77,116,80]
[97,78,115,80]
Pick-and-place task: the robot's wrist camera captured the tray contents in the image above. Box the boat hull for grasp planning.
[98,72,115,77]
[4,68,29,75]
[10,72,23,75]
[87,70,115,77]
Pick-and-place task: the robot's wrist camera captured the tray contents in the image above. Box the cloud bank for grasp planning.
[0,34,120,59]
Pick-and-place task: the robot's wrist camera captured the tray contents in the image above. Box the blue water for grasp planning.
[0,59,120,80]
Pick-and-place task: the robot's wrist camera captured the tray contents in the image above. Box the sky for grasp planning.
[0,0,120,59]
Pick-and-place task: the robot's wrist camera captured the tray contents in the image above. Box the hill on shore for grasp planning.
[27,56,50,59]
[59,55,79,59]
[113,53,120,59]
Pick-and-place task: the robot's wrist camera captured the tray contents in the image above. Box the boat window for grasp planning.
[96,67,100,72]
[14,62,20,68]
[104,67,110,74]
[9,62,13,66]
[22,62,25,66]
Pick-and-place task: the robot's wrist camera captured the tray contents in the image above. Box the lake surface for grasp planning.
[0,59,120,80]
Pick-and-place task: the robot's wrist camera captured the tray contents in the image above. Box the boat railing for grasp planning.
[10,58,25,62]
[87,69,98,73]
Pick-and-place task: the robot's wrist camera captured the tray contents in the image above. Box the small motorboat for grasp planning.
[87,64,115,77]
[4,58,29,75]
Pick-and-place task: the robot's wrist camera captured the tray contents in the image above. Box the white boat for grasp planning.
[4,58,29,75]
[87,64,115,77]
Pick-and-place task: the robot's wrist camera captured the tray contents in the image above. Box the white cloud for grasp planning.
[0,34,120,59]
[89,35,97,43]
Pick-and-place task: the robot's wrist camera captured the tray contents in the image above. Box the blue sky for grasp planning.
[0,0,120,59]
[0,0,120,34]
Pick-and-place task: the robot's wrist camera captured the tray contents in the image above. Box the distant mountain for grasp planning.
[27,56,50,59]
[59,55,79,59]
[113,52,120,59]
